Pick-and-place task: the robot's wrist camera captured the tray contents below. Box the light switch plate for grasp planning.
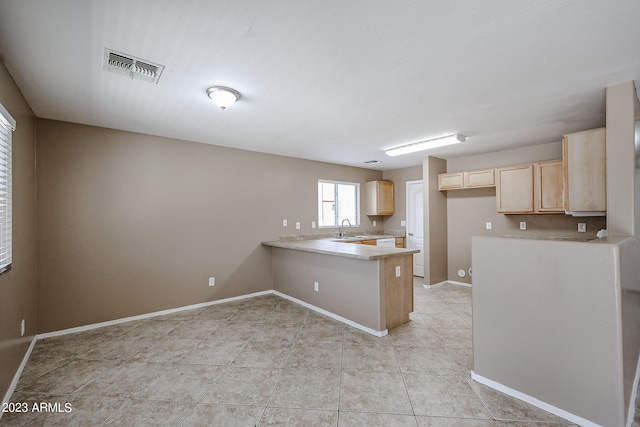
[295,222,300,230]
[400,220,406,227]
[578,223,586,233]
[282,219,287,227]
[395,266,401,277]
[311,221,316,229]
[486,222,492,230]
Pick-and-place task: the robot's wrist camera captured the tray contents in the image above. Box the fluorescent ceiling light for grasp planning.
[207,86,241,110]
[385,134,466,157]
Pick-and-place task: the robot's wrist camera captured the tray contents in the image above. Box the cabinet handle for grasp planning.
[408,233,414,236]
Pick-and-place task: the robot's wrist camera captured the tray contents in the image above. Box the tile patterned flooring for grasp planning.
[2,282,578,426]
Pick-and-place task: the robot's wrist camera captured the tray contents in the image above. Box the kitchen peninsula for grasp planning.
[262,238,419,336]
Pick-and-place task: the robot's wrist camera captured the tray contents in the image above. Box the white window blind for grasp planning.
[318,180,360,228]
[0,102,15,275]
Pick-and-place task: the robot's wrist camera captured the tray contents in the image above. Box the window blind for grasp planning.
[0,102,15,275]
[317,180,360,227]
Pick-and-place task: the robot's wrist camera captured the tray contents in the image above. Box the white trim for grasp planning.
[0,102,16,130]
[36,291,272,340]
[627,354,640,427]
[406,179,424,277]
[471,371,601,427]
[272,290,388,337]
[446,280,472,288]
[423,280,472,289]
[423,280,447,289]
[1,336,37,420]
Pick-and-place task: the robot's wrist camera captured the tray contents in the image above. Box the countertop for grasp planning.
[262,238,419,260]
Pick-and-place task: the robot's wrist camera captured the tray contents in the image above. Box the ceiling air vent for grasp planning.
[103,48,164,84]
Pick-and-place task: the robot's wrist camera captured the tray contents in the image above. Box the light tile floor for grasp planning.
[2,282,578,426]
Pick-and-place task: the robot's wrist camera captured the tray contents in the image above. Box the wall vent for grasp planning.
[103,48,164,84]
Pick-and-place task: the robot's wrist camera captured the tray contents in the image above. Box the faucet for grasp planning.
[339,218,352,237]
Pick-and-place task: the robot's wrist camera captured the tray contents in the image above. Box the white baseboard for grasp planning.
[627,354,640,427]
[446,280,472,288]
[423,280,447,289]
[272,290,388,337]
[37,290,273,340]
[423,280,472,289]
[1,336,37,420]
[471,371,600,427]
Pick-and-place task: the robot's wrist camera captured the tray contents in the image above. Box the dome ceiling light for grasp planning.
[206,86,241,110]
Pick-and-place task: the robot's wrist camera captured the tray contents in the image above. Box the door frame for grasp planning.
[406,179,424,277]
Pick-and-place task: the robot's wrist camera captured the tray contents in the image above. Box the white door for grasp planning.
[406,180,424,277]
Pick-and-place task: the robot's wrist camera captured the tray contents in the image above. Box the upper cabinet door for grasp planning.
[563,127,606,214]
[496,164,534,213]
[438,172,464,190]
[535,161,564,213]
[366,181,394,215]
[464,169,495,188]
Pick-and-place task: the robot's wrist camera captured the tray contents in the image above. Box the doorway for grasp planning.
[406,180,424,277]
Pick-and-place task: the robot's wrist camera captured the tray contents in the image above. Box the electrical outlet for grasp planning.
[312,221,316,229]
[314,281,319,292]
[282,219,287,227]
[395,266,401,277]
[208,277,215,287]
[520,221,527,230]
[20,319,25,337]
[400,220,406,227]
[295,222,300,230]
[486,222,492,230]
[373,220,377,227]
[578,223,587,233]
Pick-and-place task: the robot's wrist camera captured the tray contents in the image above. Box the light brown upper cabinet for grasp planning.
[534,160,564,213]
[438,172,464,190]
[438,169,495,191]
[496,164,534,213]
[563,128,606,215]
[464,169,495,188]
[366,181,394,216]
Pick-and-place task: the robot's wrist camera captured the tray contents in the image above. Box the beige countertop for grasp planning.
[262,238,419,260]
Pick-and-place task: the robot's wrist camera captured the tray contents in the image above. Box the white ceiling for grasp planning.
[0,0,639,170]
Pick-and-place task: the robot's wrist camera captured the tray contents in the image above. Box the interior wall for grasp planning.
[0,63,37,401]
[423,156,447,285]
[382,165,422,232]
[606,80,640,424]
[36,119,382,333]
[446,142,606,284]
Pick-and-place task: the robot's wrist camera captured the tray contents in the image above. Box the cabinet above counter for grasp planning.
[437,127,607,217]
[366,180,394,215]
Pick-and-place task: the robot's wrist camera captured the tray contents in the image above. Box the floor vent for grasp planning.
[103,48,164,84]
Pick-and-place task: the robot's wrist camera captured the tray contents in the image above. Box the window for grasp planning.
[0,102,15,275]
[318,180,360,228]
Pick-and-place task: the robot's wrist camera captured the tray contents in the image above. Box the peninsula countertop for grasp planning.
[262,238,419,260]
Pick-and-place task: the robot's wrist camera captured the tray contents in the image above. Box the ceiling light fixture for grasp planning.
[385,134,466,157]
[207,86,241,110]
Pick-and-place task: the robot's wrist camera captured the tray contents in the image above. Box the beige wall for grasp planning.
[36,119,382,333]
[0,63,38,400]
[271,248,384,332]
[472,236,627,426]
[423,156,447,284]
[446,142,606,284]
[606,80,640,423]
[382,165,422,231]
